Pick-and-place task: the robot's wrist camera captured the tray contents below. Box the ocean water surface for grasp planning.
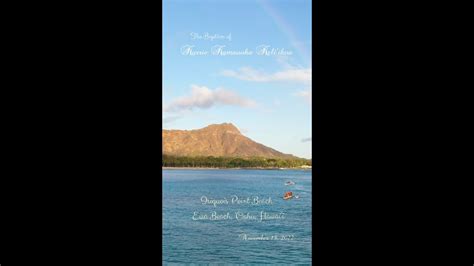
[163,169,312,265]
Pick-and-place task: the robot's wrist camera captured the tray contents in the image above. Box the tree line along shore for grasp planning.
[162,155,312,169]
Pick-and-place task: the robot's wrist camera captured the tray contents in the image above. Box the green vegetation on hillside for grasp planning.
[162,155,311,168]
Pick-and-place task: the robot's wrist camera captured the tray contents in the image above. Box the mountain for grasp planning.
[162,123,297,159]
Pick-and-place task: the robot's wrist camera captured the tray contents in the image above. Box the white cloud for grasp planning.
[221,67,311,84]
[221,65,312,106]
[164,85,256,112]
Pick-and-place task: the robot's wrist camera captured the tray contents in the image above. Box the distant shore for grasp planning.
[162,167,311,170]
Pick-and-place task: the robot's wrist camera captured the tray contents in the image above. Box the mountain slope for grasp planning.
[162,123,297,159]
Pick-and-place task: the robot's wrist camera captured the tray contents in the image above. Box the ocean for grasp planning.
[163,169,312,265]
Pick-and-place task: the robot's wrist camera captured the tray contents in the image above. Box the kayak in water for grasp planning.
[283,191,293,200]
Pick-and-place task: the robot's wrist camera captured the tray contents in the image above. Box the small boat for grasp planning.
[283,191,293,200]
[285,181,295,186]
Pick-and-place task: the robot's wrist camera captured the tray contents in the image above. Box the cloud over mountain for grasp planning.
[164,85,256,112]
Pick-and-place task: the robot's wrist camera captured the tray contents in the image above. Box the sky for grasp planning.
[163,0,312,159]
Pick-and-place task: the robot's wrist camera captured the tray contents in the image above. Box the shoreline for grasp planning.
[162,167,312,170]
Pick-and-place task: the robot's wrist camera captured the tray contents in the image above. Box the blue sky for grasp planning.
[163,0,312,159]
